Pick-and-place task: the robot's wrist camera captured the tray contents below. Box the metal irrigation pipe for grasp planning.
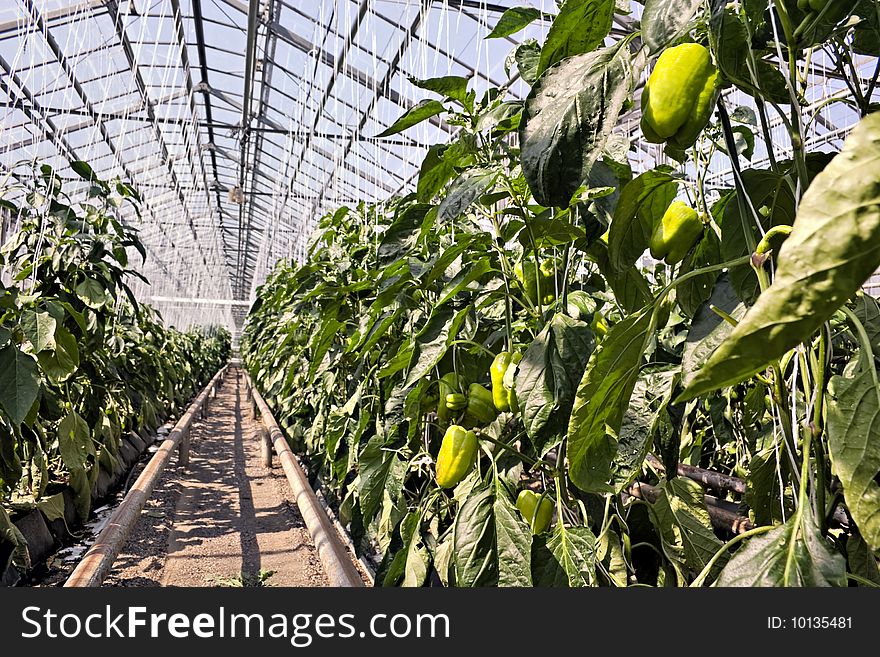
[244,371,364,588]
[64,365,228,587]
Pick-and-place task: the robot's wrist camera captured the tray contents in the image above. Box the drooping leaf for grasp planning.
[358,433,405,523]
[679,113,880,401]
[537,0,616,76]
[37,325,79,384]
[681,275,744,390]
[75,277,108,309]
[846,528,880,585]
[376,99,446,138]
[417,145,457,203]
[401,305,467,389]
[641,0,703,54]
[568,307,652,492]
[57,410,92,472]
[612,368,677,490]
[531,524,597,586]
[378,204,433,264]
[826,352,880,551]
[454,481,533,587]
[516,313,595,454]
[716,513,846,587]
[648,477,725,579]
[439,167,500,221]
[521,43,634,208]
[486,6,544,39]
[20,311,56,353]
[608,168,676,274]
[0,345,39,426]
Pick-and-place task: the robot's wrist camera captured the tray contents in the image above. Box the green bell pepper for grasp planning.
[464,382,498,426]
[516,490,553,535]
[641,43,720,150]
[649,201,704,265]
[436,425,478,489]
[514,256,558,306]
[437,372,463,424]
[490,351,522,413]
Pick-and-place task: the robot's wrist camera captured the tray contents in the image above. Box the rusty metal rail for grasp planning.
[244,371,364,588]
[64,365,228,587]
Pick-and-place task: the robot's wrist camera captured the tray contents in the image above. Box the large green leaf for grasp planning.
[826,352,880,551]
[648,477,725,580]
[537,0,615,76]
[454,481,533,586]
[641,0,703,54]
[680,276,744,390]
[486,6,544,40]
[531,524,597,586]
[716,513,846,587]
[358,433,406,523]
[416,145,456,203]
[438,167,499,221]
[679,113,880,401]
[608,169,675,274]
[0,345,39,426]
[20,311,56,353]
[37,325,79,384]
[57,410,92,472]
[409,75,470,105]
[376,99,445,138]
[521,43,633,208]
[568,307,652,492]
[75,277,109,309]
[516,313,595,454]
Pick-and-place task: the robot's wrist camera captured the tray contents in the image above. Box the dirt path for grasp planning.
[104,368,327,587]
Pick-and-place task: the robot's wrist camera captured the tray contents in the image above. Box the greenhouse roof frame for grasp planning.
[0,1,876,334]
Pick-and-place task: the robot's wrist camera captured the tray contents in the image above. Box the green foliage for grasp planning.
[0,163,230,527]
[243,5,880,588]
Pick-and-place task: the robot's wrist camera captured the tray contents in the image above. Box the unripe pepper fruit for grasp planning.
[436,425,478,488]
[464,382,498,426]
[490,351,522,412]
[444,393,468,411]
[516,490,554,535]
[514,257,558,306]
[437,372,463,424]
[641,43,720,150]
[649,201,704,265]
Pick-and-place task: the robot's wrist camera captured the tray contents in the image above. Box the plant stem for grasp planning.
[812,328,828,534]
[782,409,813,586]
[717,100,761,251]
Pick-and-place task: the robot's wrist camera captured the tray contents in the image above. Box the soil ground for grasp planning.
[103,368,328,588]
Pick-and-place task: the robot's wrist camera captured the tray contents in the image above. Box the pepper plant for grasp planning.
[243,0,880,587]
[0,161,230,569]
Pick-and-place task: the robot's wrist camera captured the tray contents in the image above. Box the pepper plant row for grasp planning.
[0,162,230,569]
[243,0,880,586]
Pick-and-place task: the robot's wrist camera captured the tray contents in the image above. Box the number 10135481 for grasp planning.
[768,617,852,630]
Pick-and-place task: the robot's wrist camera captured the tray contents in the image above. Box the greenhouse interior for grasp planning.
[0,0,879,591]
